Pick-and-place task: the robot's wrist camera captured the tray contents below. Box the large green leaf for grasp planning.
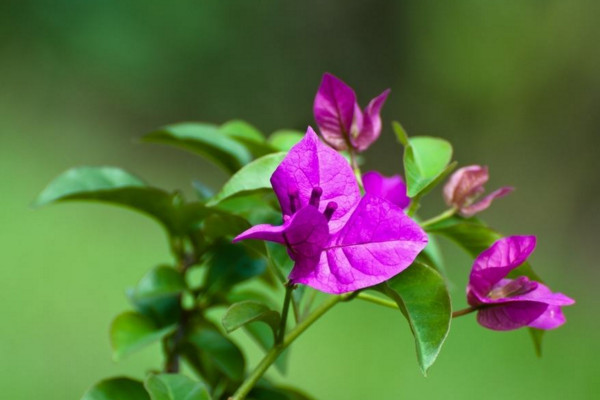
[110,311,176,361]
[222,300,280,338]
[82,377,150,400]
[127,266,186,327]
[143,123,252,174]
[34,166,178,228]
[376,262,451,375]
[221,120,275,157]
[425,216,544,351]
[144,374,211,400]
[268,130,304,152]
[34,166,217,235]
[207,152,286,206]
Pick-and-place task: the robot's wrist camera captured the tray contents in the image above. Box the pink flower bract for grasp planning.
[313,73,390,152]
[362,171,410,210]
[234,127,427,294]
[467,236,575,331]
[443,165,513,217]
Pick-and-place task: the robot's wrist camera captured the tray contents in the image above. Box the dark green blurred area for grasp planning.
[1,1,598,399]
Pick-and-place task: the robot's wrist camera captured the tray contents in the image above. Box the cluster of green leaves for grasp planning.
[36,121,311,400]
[36,119,547,399]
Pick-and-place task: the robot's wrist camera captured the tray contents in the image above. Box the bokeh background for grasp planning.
[2,1,599,399]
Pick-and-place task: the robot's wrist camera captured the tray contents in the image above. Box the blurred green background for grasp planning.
[1,1,599,399]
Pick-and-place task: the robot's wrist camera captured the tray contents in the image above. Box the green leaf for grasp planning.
[268,130,304,152]
[529,328,544,357]
[222,300,280,338]
[392,121,409,146]
[128,266,186,326]
[143,123,252,174]
[221,120,275,157]
[144,374,211,400]
[377,262,451,375]
[185,327,245,382]
[402,136,453,198]
[82,377,150,400]
[110,311,176,361]
[204,242,267,294]
[207,152,286,206]
[202,212,252,242]
[418,234,446,276]
[134,265,186,300]
[34,166,179,229]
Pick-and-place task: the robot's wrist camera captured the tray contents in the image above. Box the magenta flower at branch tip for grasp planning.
[313,73,390,152]
[234,127,428,294]
[467,236,574,331]
[443,165,513,217]
[362,171,410,209]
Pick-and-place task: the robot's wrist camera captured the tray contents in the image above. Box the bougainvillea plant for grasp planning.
[36,73,574,400]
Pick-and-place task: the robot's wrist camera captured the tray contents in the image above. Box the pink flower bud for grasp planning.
[443,165,513,217]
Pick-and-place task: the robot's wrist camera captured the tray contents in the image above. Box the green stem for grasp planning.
[452,306,478,318]
[231,294,348,400]
[276,283,294,344]
[348,149,363,190]
[420,208,457,229]
[356,292,399,309]
[406,195,421,217]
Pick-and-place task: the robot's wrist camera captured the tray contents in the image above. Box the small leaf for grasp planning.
[221,120,275,157]
[34,166,179,231]
[268,130,304,152]
[110,311,176,361]
[392,121,409,146]
[185,327,245,382]
[529,328,544,357]
[144,374,211,400]
[128,266,186,326]
[403,136,453,198]
[377,262,451,375]
[82,377,150,400]
[207,152,286,206]
[143,123,252,174]
[222,300,280,337]
[134,266,186,300]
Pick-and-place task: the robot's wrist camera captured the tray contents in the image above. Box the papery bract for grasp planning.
[467,236,574,331]
[363,171,410,209]
[443,165,512,217]
[234,127,428,294]
[313,73,390,152]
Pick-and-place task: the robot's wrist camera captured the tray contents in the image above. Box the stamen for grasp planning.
[488,276,538,299]
[309,187,323,206]
[288,187,299,213]
[324,201,338,221]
